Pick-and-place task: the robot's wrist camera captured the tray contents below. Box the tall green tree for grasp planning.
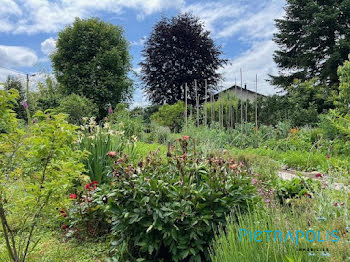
[271,0,350,89]
[4,76,26,120]
[141,13,227,105]
[335,54,350,114]
[51,18,133,119]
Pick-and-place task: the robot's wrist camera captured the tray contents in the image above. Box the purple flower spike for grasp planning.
[22,100,28,110]
[108,106,113,115]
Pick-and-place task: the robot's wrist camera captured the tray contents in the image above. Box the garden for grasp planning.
[1,1,350,261]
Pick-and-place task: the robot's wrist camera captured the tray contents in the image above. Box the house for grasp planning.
[213,84,265,102]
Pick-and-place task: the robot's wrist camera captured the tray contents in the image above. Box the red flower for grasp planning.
[62,224,67,230]
[182,135,190,140]
[182,153,187,160]
[334,202,339,207]
[59,210,65,214]
[92,180,98,185]
[326,155,331,159]
[70,193,77,199]
[315,173,323,178]
[107,151,117,158]
[85,183,92,189]
[62,213,67,217]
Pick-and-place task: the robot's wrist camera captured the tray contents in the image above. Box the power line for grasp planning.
[0,65,26,76]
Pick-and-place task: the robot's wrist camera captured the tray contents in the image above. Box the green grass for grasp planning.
[0,231,108,262]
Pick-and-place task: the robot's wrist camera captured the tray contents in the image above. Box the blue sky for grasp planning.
[0,0,285,107]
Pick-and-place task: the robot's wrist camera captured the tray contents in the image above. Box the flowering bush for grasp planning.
[61,180,110,239]
[98,136,257,261]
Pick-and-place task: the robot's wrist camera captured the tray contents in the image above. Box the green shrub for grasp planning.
[109,103,145,139]
[151,101,185,132]
[276,176,319,204]
[56,94,98,125]
[0,89,85,261]
[147,122,172,144]
[78,118,127,184]
[98,137,257,261]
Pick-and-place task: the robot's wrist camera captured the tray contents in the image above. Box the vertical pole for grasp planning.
[245,84,248,123]
[240,69,243,148]
[255,75,258,130]
[235,78,237,129]
[185,83,188,133]
[26,74,29,100]
[195,79,199,127]
[204,79,208,127]
[211,94,214,127]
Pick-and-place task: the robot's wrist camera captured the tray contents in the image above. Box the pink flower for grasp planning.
[251,178,257,185]
[315,173,323,178]
[107,151,117,158]
[22,100,28,110]
[182,135,190,140]
[69,193,77,199]
[265,199,271,203]
[108,106,113,115]
[334,202,339,207]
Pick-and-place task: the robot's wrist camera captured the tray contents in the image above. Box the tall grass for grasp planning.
[210,205,348,262]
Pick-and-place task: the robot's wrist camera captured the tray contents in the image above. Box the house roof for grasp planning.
[215,84,266,97]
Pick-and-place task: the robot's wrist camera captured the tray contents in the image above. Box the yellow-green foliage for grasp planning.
[336,54,350,113]
[0,89,86,261]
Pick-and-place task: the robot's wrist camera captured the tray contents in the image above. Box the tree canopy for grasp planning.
[51,18,133,119]
[140,13,227,105]
[271,0,350,89]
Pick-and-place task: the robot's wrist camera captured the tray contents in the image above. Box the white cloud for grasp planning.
[0,45,38,68]
[183,1,244,34]
[130,36,146,47]
[183,0,284,41]
[1,0,184,34]
[219,40,278,95]
[217,0,284,40]
[41,37,56,55]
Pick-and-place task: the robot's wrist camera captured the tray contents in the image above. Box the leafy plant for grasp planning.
[78,118,126,184]
[151,101,185,132]
[276,177,319,204]
[98,136,257,261]
[56,94,98,125]
[0,89,85,262]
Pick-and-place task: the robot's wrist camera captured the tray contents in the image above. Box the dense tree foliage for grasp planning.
[271,0,350,89]
[51,18,133,119]
[3,76,26,120]
[335,54,350,114]
[141,13,227,105]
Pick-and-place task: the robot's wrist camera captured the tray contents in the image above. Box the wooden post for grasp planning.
[204,79,208,127]
[185,83,188,132]
[255,75,258,130]
[235,78,237,129]
[245,84,248,123]
[240,69,244,148]
[195,79,199,127]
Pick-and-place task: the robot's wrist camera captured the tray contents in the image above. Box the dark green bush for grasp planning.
[56,94,98,125]
[99,137,257,261]
[151,101,184,132]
